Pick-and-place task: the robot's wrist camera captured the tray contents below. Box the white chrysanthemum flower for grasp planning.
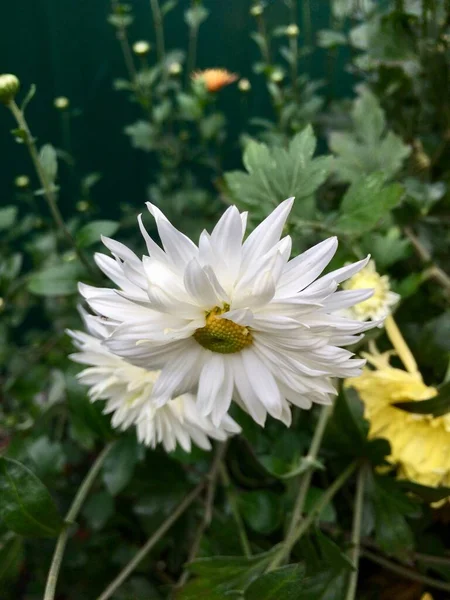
[68,311,240,452]
[341,259,400,324]
[79,198,377,427]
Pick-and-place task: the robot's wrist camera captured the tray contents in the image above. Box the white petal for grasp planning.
[184,259,221,307]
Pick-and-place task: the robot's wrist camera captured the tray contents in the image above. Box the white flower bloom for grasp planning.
[341,259,400,324]
[68,311,240,452]
[79,198,377,427]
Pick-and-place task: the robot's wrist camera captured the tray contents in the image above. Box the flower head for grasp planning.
[238,78,251,93]
[54,96,70,110]
[346,315,450,494]
[79,198,376,428]
[0,74,20,105]
[191,69,238,92]
[342,260,399,323]
[132,40,151,56]
[68,311,240,452]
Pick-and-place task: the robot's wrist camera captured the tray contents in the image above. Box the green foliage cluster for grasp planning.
[1,1,450,599]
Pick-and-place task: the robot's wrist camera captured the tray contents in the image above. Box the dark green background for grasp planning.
[0,0,346,217]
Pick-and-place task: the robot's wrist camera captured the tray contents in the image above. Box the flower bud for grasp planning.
[169,62,182,76]
[270,69,284,83]
[0,74,20,105]
[286,24,299,37]
[133,40,151,56]
[238,78,251,92]
[15,175,30,189]
[76,200,90,212]
[250,4,263,17]
[54,96,70,110]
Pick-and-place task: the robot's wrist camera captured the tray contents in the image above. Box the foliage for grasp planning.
[1,1,450,599]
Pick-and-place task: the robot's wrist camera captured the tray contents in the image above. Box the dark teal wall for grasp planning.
[0,0,348,216]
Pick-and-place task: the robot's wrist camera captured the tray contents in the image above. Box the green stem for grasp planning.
[219,462,252,558]
[289,0,298,91]
[362,549,450,593]
[177,442,228,587]
[284,405,332,546]
[186,0,200,85]
[44,443,116,600]
[150,0,166,67]
[7,100,95,277]
[345,465,366,600]
[96,483,204,600]
[268,461,358,571]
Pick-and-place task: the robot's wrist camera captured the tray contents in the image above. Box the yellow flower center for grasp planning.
[193,306,253,354]
[343,270,389,318]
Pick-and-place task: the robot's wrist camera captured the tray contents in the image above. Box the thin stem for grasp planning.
[256,13,271,67]
[150,0,166,66]
[384,315,418,375]
[284,405,333,545]
[7,100,95,277]
[177,442,228,587]
[345,465,366,600]
[44,443,116,600]
[302,0,312,50]
[219,462,252,558]
[362,548,450,593]
[186,0,200,84]
[289,0,298,91]
[96,483,204,600]
[268,461,358,571]
[404,226,450,295]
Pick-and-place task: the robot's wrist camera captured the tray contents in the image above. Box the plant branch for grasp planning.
[177,441,228,587]
[219,462,252,558]
[362,548,450,593]
[404,226,450,295]
[96,482,205,600]
[345,465,366,600]
[268,461,358,571]
[44,443,116,600]
[150,0,166,67]
[7,100,96,277]
[284,405,332,548]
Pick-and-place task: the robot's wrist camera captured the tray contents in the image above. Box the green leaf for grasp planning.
[0,206,18,231]
[335,172,404,234]
[0,534,23,584]
[367,472,419,557]
[399,481,450,504]
[394,381,450,417]
[314,529,355,572]
[39,144,58,185]
[245,564,305,599]
[102,435,141,496]
[304,487,336,524]
[225,127,332,219]
[28,262,81,296]
[317,30,347,48]
[178,93,203,120]
[82,491,114,531]
[76,220,119,248]
[329,88,410,184]
[27,437,65,478]
[178,549,279,599]
[0,457,63,537]
[124,120,157,152]
[240,491,282,534]
[369,227,411,268]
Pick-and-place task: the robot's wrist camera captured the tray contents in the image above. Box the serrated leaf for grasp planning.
[329,88,410,183]
[125,121,157,152]
[39,144,58,185]
[76,220,119,248]
[225,127,332,217]
[245,564,305,599]
[28,262,81,296]
[178,549,279,599]
[394,381,450,417]
[0,457,63,538]
[367,472,419,557]
[335,173,404,234]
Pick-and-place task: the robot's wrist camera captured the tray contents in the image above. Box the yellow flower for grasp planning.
[342,259,399,323]
[421,594,433,600]
[346,316,450,495]
[191,68,238,92]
